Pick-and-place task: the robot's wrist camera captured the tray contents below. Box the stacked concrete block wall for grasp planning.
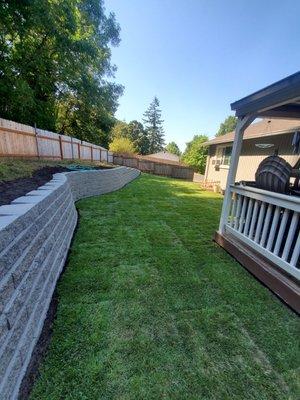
[0,166,140,399]
[68,167,140,201]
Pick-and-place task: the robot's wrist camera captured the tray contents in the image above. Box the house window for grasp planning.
[216,146,232,166]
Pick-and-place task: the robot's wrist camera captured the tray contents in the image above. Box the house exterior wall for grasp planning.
[205,132,299,190]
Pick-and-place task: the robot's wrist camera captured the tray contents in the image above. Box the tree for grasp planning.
[216,115,238,137]
[181,135,208,174]
[109,137,136,155]
[127,120,149,155]
[110,120,149,155]
[165,142,181,156]
[111,121,130,139]
[142,97,165,153]
[0,0,123,147]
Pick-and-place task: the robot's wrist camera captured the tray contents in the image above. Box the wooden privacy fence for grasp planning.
[0,117,113,163]
[114,154,194,180]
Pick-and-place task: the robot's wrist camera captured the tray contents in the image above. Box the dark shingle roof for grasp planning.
[204,118,300,146]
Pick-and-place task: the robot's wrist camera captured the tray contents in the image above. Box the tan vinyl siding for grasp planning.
[205,132,299,190]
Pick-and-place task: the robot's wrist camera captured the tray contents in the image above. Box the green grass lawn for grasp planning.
[31,174,299,400]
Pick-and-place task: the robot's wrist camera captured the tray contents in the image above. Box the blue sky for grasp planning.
[105,0,300,151]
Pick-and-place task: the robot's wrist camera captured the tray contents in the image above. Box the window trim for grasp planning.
[215,145,232,168]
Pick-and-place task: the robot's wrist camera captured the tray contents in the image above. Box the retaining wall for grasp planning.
[0,166,140,399]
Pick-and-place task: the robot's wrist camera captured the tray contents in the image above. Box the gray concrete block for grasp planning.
[0,306,27,379]
[4,259,41,329]
[0,275,14,314]
[0,352,22,400]
[12,201,73,291]
[0,314,8,350]
[0,212,37,254]
[0,215,18,231]
[0,204,35,216]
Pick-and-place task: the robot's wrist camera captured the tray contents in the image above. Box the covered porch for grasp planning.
[215,72,300,313]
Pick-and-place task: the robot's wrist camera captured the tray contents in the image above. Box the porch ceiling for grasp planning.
[231,71,300,119]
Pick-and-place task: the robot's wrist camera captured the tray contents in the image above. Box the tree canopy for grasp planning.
[109,137,136,155]
[111,121,130,140]
[181,135,208,174]
[216,115,237,137]
[0,0,122,147]
[110,98,165,156]
[165,142,181,156]
[111,120,149,155]
[127,120,150,155]
[143,97,165,153]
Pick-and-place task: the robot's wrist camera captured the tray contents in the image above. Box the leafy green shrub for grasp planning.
[109,137,136,155]
[181,135,208,174]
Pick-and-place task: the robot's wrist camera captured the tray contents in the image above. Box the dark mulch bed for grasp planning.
[0,166,69,206]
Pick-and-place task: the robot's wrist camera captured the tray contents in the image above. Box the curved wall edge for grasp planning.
[0,166,140,399]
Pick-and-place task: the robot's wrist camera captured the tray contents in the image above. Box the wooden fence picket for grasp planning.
[0,117,110,164]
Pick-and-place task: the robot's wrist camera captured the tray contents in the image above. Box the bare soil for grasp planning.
[0,165,111,206]
[0,166,69,206]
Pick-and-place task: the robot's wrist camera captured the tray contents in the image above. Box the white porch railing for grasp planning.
[225,184,300,281]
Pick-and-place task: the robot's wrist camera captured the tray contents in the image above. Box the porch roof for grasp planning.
[231,71,300,119]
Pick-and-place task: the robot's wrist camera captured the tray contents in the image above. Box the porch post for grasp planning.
[218,114,255,234]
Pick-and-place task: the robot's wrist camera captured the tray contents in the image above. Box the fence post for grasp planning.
[71,136,74,160]
[78,142,81,159]
[34,123,40,159]
[59,135,63,160]
[91,145,93,162]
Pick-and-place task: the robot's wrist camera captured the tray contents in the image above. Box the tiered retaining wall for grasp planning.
[0,166,140,399]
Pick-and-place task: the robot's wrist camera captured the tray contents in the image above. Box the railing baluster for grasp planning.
[282,212,299,261]
[238,196,248,233]
[266,206,281,251]
[274,209,289,256]
[248,200,259,239]
[243,198,254,236]
[228,185,300,280]
[290,233,300,267]
[234,195,242,230]
[254,202,266,243]
[260,204,273,247]
[230,194,237,227]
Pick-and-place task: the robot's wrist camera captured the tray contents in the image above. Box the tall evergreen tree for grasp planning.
[142,97,165,154]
